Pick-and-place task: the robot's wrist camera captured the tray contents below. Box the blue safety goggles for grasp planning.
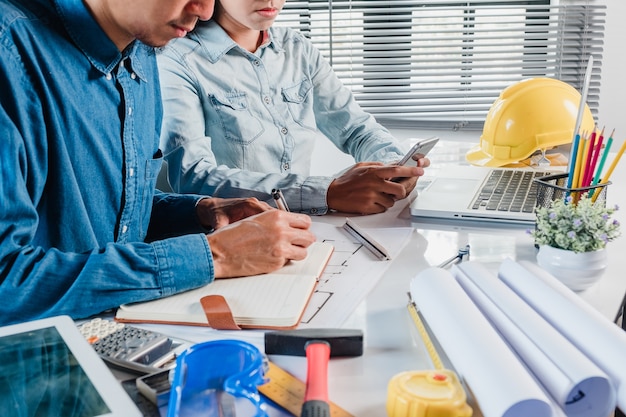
[167,339,268,417]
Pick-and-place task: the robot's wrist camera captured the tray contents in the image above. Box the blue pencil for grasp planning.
[566,133,581,190]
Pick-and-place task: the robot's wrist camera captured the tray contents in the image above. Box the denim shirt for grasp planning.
[158,21,404,215]
[0,0,214,325]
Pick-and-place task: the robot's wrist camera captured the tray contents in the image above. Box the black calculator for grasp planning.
[78,318,189,374]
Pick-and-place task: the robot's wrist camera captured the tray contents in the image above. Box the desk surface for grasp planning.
[135,144,626,417]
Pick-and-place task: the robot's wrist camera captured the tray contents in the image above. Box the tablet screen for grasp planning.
[0,316,140,417]
[0,326,110,417]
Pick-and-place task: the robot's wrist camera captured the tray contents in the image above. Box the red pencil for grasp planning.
[586,127,605,187]
[581,127,597,188]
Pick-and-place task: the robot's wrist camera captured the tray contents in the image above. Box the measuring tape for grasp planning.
[385,300,472,417]
[259,361,354,417]
[407,301,445,370]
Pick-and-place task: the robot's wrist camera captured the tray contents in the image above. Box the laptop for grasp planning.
[0,315,141,417]
[410,165,561,225]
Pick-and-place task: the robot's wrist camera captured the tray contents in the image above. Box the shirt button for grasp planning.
[263,96,271,104]
[121,225,128,234]
[129,168,134,177]
[283,163,290,170]
[128,107,133,115]
[310,208,318,214]
[280,127,288,135]
[105,73,112,80]
[131,73,137,80]
[253,60,260,66]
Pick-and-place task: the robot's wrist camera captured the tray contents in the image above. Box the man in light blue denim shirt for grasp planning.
[158,0,429,216]
[0,0,315,326]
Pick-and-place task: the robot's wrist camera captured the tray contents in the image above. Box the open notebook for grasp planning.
[116,241,334,330]
[410,165,557,224]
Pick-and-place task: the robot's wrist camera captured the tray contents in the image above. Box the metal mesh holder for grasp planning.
[534,173,610,210]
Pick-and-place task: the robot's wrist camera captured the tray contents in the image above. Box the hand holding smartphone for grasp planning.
[396,136,439,166]
[390,136,438,182]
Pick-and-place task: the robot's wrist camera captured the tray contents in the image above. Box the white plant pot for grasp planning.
[536,245,607,291]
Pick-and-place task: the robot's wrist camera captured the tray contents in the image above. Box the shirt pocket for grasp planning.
[209,92,264,145]
[281,78,317,131]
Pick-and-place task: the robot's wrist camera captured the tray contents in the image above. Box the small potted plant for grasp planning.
[530,194,621,291]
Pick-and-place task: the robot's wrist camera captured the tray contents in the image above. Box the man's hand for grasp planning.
[392,156,431,196]
[327,159,429,214]
[196,197,272,231]
[207,210,316,278]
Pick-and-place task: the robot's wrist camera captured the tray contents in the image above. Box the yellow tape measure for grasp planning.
[407,301,444,370]
[259,361,354,417]
[385,299,472,417]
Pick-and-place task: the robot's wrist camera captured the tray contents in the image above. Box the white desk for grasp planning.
[132,144,626,417]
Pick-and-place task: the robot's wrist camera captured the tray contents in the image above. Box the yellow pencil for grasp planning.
[572,134,588,189]
[592,138,626,202]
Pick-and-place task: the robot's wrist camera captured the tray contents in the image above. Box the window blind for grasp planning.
[274,0,606,131]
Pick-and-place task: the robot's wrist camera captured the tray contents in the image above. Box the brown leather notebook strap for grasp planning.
[200,295,241,330]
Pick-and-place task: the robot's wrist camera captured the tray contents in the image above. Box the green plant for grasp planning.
[530,195,621,253]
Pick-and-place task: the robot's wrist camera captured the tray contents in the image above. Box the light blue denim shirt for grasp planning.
[0,0,214,325]
[158,20,405,215]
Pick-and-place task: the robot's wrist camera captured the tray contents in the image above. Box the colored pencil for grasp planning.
[566,133,581,191]
[585,127,605,187]
[584,128,604,187]
[573,133,588,189]
[581,128,597,188]
[592,136,626,202]
[588,129,614,199]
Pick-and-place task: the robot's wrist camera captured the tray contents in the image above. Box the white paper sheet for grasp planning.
[410,267,552,417]
[499,258,626,413]
[454,262,614,417]
[300,221,413,328]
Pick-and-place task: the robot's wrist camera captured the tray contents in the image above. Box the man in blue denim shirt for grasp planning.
[0,0,315,326]
[158,0,429,216]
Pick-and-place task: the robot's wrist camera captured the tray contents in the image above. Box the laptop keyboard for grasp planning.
[470,169,552,213]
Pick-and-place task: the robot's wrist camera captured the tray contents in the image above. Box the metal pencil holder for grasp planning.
[533,173,610,210]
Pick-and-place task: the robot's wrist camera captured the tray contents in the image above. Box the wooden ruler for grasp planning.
[258,361,354,417]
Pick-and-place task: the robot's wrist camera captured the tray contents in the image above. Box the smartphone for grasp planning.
[136,369,172,407]
[396,136,439,166]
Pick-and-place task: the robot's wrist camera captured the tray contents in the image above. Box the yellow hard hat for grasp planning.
[466,77,596,167]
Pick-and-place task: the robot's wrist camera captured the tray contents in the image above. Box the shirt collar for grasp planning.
[54,0,147,80]
[190,20,284,63]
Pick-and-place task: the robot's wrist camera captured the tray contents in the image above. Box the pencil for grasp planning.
[588,130,614,199]
[581,128,597,188]
[572,133,587,189]
[566,133,581,191]
[585,127,605,188]
[592,136,626,202]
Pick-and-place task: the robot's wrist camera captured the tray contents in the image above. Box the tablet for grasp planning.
[0,315,141,417]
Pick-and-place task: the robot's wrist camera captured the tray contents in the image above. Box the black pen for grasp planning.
[271,188,290,212]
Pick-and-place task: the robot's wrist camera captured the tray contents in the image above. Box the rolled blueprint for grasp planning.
[499,258,626,413]
[410,267,552,417]
[454,261,614,417]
